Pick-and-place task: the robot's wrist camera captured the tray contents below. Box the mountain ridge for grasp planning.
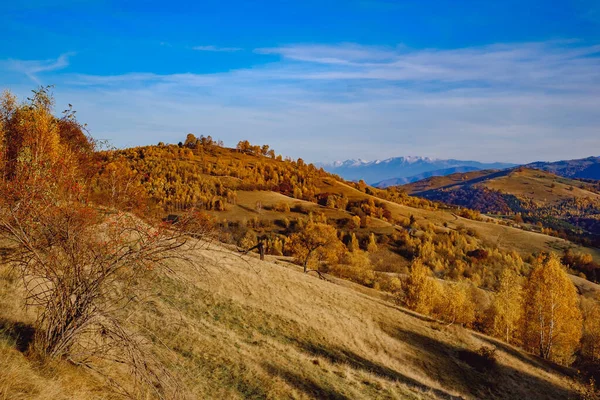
[319,155,600,186]
[319,156,515,184]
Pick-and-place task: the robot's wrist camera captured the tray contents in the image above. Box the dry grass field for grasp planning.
[0,240,586,399]
[483,169,600,206]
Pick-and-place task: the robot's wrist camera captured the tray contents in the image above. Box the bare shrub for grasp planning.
[0,87,212,398]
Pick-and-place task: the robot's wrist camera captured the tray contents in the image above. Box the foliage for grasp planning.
[434,282,476,328]
[522,253,582,364]
[0,88,210,397]
[580,298,600,361]
[403,259,441,315]
[287,222,346,273]
[488,268,524,344]
[329,250,376,287]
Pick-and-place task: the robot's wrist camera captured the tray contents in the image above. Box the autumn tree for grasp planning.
[184,133,197,148]
[330,250,375,286]
[580,297,600,361]
[435,283,476,327]
[366,233,378,253]
[0,88,208,396]
[522,253,582,364]
[236,140,251,153]
[288,222,345,275]
[347,232,359,252]
[489,268,524,343]
[403,259,440,315]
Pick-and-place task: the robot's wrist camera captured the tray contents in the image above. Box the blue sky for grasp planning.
[1,0,599,163]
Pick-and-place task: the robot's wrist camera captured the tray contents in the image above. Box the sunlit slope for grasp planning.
[404,167,600,206]
[321,178,600,262]
[105,144,600,262]
[0,241,584,399]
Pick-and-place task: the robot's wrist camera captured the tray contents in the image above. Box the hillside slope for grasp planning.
[527,156,600,180]
[0,240,585,399]
[402,167,600,241]
[372,166,482,188]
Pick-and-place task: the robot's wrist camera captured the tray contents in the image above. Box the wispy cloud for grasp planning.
[193,45,242,52]
[1,41,599,163]
[1,52,75,83]
[255,41,600,91]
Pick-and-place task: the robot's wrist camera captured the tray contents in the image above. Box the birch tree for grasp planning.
[522,253,582,365]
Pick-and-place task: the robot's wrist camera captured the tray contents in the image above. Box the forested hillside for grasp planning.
[403,167,600,248]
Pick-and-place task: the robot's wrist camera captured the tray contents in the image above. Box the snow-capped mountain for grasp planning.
[318,156,515,185]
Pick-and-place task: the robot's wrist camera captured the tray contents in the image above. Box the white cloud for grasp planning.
[193,45,242,52]
[1,52,75,83]
[1,41,599,163]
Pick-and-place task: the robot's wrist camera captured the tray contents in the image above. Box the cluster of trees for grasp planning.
[421,186,520,214]
[236,139,276,158]
[182,133,223,149]
[563,248,600,282]
[391,223,527,290]
[97,138,329,212]
[402,253,588,366]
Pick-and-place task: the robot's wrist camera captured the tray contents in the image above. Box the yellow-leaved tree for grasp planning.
[403,259,441,315]
[490,268,524,344]
[330,250,376,287]
[522,253,582,365]
[288,222,345,275]
[580,297,600,361]
[435,283,476,328]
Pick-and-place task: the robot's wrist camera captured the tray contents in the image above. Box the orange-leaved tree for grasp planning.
[403,258,441,316]
[0,87,210,397]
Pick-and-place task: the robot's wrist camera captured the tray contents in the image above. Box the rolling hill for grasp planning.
[3,88,600,400]
[373,166,482,188]
[527,156,600,180]
[0,239,588,399]
[403,167,600,243]
[2,139,600,399]
[99,141,600,269]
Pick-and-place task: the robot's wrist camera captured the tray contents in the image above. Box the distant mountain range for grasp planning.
[318,157,516,187]
[319,155,600,187]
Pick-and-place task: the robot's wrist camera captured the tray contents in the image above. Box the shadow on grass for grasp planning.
[0,318,35,353]
[382,324,579,400]
[289,338,464,399]
[377,300,438,324]
[473,333,577,378]
[263,363,350,400]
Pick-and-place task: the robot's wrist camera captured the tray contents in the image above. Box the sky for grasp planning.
[1,0,599,164]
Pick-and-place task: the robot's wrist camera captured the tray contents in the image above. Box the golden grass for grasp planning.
[0,240,586,399]
[483,168,600,206]
[206,189,393,232]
